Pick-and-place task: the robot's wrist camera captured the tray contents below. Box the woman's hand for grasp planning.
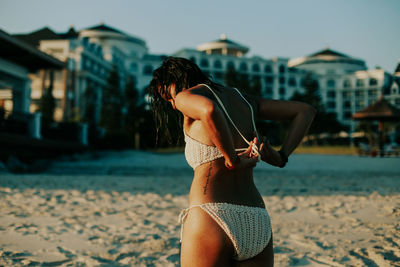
[259,137,285,167]
[235,139,260,169]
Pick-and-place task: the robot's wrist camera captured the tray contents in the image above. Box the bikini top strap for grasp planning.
[201,84,251,145]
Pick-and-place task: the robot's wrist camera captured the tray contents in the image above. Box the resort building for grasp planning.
[14,27,113,123]
[79,24,166,93]
[14,24,165,123]
[10,23,399,135]
[289,49,398,128]
[173,35,307,100]
[0,29,64,138]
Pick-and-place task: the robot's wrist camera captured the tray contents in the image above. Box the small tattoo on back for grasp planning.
[203,162,212,195]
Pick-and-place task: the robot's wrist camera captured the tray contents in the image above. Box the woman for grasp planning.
[149,57,315,266]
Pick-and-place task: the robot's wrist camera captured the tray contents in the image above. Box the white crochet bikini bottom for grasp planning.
[179,202,272,261]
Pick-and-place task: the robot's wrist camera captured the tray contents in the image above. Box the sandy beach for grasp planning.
[0,151,399,266]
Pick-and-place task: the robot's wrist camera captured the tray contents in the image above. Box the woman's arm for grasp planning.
[175,89,258,168]
[257,99,316,166]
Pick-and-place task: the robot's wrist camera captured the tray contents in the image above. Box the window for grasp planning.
[213,60,222,69]
[265,87,273,95]
[200,59,209,68]
[279,65,285,73]
[343,101,351,108]
[264,65,272,73]
[130,62,138,72]
[327,90,336,98]
[356,79,364,87]
[265,76,273,84]
[356,100,365,109]
[227,61,235,70]
[369,78,377,86]
[343,112,352,120]
[368,90,377,97]
[342,91,351,98]
[343,79,351,88]
[355,90,364,97]
[190,57,196,63]
[327,80,336,88]
[327,101,336,109]
[279,77,285,85]
[288,78,296,86]
[143,65,153,75]
[279,87,285,95]
[239,62,248,72]
[252,64,260,72]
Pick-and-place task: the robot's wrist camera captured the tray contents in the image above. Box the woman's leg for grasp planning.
[180,207,234,267]
[233,235,274,267]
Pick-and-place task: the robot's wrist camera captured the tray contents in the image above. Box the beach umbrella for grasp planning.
[353,96,400,156]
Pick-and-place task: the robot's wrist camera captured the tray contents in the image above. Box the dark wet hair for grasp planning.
[149,57,218,145]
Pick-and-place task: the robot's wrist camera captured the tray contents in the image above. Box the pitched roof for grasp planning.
[353,97,400,121]
[309,48,350,58]
[13,27,61,47]
[0,29,65,71]
[85,24,124,34]
[394,61,400,74]
[59,26,79,39]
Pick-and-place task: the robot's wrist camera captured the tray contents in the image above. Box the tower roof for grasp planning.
[80,23,147,47]
[289,47,366,68]
[309,48,351,58]
[394,60,400,74]
[84,23,124,34]
[13,27,61,47]
[197,34,249,56]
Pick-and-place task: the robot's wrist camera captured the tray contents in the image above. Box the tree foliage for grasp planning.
[291,73,346,134]
[123,75,140,135]
[40,70,56,124]
[224,66,261,96]
[83,85,96,125]
[100,67,123,133]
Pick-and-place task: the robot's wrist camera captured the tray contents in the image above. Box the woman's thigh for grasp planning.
[233,235,274,267]
[180,207,234,267]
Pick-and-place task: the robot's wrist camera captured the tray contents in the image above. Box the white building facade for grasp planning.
[28,35,113,122]
[14,24,399,135]
[289,49,398,128]
[174,36,307,101]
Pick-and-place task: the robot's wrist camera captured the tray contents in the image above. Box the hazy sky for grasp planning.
[1,0,399,71]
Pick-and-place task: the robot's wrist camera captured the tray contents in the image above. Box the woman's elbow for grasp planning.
[302,103,317,119]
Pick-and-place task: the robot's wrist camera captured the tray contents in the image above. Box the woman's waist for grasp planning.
[189,164,264,208]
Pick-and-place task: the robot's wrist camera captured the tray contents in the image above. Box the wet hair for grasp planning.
[149,57,218,145]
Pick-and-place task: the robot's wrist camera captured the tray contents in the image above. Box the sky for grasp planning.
[1,0,399,72]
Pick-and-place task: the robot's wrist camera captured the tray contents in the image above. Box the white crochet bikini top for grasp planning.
[184,84,259,169]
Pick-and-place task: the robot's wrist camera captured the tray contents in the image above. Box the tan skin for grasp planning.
[163,83,316,267]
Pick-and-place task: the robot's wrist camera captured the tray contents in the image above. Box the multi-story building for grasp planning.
[79,24,166,93]
[289,49,398,128]
[387,60,400,107]
[15,24,166,123]
[0,29,64,138]
[15,27,113,123]
[13,24,399,135]
[174,35,307,100]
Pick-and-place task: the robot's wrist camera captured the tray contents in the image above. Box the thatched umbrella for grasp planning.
[353,96,400,156]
